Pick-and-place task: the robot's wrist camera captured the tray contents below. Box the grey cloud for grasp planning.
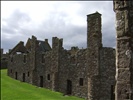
[2,9,31,31]
[35,11,87,49]
[77,1,116,48]
[1,9,32,52]
[1,1,116,53]
[1,35,21,53]
[102,23,116,48]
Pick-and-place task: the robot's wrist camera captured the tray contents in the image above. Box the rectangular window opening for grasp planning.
[42,54,45,63]
[28,72,29,77]
[23,55,27,63]
[79,78,83,86]
[47,74,50,80]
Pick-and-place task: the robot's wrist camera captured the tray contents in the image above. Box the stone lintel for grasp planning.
[116,37,132,68]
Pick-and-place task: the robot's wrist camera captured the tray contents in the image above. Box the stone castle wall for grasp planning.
[7,12,116,100]
[100,47,116,100]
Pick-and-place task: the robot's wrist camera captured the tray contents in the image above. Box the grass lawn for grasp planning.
[1,69,84,100]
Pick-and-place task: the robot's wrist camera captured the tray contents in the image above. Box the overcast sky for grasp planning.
[1,1,116,53]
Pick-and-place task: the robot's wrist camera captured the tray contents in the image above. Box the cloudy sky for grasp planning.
[1,1,116,53]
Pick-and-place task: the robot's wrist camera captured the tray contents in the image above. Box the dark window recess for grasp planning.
[23,55,26,63]
[11,57,13,62]
[28,72,29,77]
[79,78,84,86]
[47,74,50,80]
[11,69,12,73]
[42,54,45,63]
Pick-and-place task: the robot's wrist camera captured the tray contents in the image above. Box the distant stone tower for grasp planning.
[31,35,37,85]
[113,0,133,100]
[51,37,63,91]
[87,11,102,76]
[87,12,102,100]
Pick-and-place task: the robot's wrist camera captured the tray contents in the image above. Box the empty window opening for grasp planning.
[47,74,50,80]
[27,72,29,77]
[79,78,84,86]
[15,72,17,79]
[23,55,27,63]
[42,54,45,63]
[111,85,115,100]
[40,76,43,87]
[23,73,25,82]
[66,80,72,95]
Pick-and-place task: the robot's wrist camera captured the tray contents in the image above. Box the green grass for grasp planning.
[1,69,84,100]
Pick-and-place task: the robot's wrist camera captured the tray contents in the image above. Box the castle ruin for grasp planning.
[7,12,116,100]
[3,1,133,100]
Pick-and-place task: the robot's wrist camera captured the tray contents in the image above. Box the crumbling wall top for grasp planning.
[113,0,133,11]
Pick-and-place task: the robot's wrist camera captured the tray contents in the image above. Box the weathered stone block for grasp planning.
[116,68,131,83]
[113,1,133,11]
[116,10,125,21]
[116,83,132,100]
[115,10,133,37]
[116,38,132,68]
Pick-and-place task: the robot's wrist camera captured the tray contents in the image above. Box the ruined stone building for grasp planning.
[7,12,116,100]
[4,1,133,100]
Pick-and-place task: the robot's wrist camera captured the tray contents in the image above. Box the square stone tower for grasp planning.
[87,12,102,100]
[87,12,102,77]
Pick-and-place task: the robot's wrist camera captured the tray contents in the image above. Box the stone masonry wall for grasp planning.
[100,47,116,100]
[58,48,88,98]
[44,51,53,89]
[113,1,133,100]
[8,53,32,83]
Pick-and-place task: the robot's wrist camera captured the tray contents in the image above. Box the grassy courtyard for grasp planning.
[1,69,84,100]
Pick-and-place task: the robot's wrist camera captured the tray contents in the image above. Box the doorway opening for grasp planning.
[40,76,43,87]
[15,72,17,79]
[66,80,72,95]
[111,85,115,100]
[23,73,25,82]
